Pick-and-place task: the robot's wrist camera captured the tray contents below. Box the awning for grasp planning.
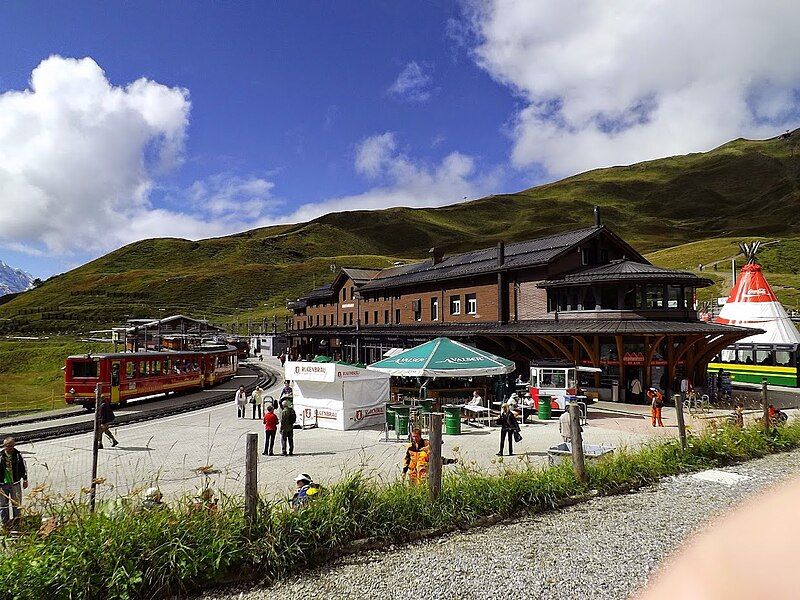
[367,337,515,378]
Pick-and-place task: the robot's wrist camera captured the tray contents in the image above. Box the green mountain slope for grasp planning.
[3,131,800,333]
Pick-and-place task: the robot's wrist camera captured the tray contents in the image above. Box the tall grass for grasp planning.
[4,420,800,599]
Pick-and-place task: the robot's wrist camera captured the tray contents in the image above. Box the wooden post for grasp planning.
[428,413,443,501]
[244,432,258,527]
[761,379,770,432]
[568,402,587,485]
[674,394,687,451]
[89,384,101,513]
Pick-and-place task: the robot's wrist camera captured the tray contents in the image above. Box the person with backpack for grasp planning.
[98,396,119,448]
[280,400,297,456]
[496,403,521,456]
[648,387,664,427]
[250,386,264,420]
[290,473,321,509]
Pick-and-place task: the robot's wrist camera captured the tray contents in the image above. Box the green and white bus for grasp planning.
[708,343,799,388]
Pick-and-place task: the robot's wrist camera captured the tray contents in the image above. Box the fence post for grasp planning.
[89,384,101,513]
[674,394,687,450]
[428,412,443,501]
[761,379,769,432]
[568,402,587,485]
[244,432,258,527]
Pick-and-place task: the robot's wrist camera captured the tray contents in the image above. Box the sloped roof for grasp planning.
[303,284,335,301]
[359,225,637,292]
[340,267,382,284]
[539,260,714,288]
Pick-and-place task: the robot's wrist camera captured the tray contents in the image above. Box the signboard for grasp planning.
[286,361,335,382]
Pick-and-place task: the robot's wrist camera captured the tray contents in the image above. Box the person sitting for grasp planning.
[141,487,165,510]
[467,390,483,407]
[291,473,321,509]
[402,428,456,484]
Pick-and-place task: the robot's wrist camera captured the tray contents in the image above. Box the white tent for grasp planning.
[716,245,800,346]
[285,361,390,430]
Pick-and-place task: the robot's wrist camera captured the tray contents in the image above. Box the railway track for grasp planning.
[0,362,279,444]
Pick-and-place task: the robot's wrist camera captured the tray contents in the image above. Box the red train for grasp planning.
[64,345,238,409]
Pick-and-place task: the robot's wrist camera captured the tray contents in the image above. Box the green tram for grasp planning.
[708,343,799,388]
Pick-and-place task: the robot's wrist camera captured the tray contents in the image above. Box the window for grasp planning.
[348,313,353,325]
[323,314,327,326]
[395,308,401,323]
[623,285,638,309]
[71,361,98,378]
[154,360,162,375]
[583,288,597,310]
[373,310,378,324]
[350,288,355,300]
[581,248,597,265]
[645,285,665,309]
[667,285,682,309]
[126,362,135,379]
[431,297,439,321]
[756,350,775,366]
[342,289,346,301]
[384,309,389,324]
[316,315,320,327]
[412,299,422,321]
[738,348,754,364]
[540,369,566,388]
[776,350,792,366]
[466,293,477,315]
[600,286,617,309]
[364,311,369,325]
[450,295,461,315]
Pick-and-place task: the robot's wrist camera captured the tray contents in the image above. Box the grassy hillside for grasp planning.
[0,338,112,414]
[3,130,800,333]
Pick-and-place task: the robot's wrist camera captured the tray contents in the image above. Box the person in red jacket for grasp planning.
[262,403,279,455]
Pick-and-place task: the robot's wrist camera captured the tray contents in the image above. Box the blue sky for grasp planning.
[2,1,799,278]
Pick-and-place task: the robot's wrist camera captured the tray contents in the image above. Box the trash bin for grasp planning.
[386,403,396,430]
[611,380,619,402]
[538,396,552,420]
[443,404,462,435]
[394,412,410,436]
[419,399,433,413]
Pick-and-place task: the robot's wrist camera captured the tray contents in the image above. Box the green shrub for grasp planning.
[3,419,800,599]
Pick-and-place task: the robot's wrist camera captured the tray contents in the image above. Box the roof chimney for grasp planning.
[497,241,505,267]
[429,247,444,266]
[593,205,601,227]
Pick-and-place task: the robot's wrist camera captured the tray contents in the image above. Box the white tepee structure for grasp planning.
[716,242,800,345]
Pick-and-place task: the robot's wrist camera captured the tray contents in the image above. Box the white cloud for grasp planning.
[283,132,499,223]
[463,1,800,176]
[187,173,277,221]
[0,56,192,254]
[388,62,434,103]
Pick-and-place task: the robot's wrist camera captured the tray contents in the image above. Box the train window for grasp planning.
[71,361,98,378]
[540,369,566,388]
[776,351,792,366]
[163,358,170,373]
[719,349,736,363]
[126,362,135,379]
[154,361,162,375]
[141,361,148,376]
[192,361,199,371]
[756,350,775,366]
[738,349,754,364]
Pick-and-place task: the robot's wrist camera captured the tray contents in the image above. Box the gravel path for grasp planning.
[197,450,800,600]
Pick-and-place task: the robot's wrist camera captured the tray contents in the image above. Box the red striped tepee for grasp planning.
[716,242,800,344]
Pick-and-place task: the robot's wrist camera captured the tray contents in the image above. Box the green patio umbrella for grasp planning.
[366,337,515,378]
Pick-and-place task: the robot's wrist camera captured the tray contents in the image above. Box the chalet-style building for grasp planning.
[286,209,757,399]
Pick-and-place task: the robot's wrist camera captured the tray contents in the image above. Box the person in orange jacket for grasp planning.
[403,428,430,484]
[648,387,664,427]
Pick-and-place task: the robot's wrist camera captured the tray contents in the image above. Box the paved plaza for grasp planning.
[18,358,695,504]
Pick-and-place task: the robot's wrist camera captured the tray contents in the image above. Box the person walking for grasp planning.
[279,381,293,404]
[630,377,643,404]
[262,404,279,455]
[234,385,247,419]
[496,403,520,456]
[648,387,664,427]
[0,437,28,528]
[280,400,297,456]
[98,396,119,448]
[251,386,264,420]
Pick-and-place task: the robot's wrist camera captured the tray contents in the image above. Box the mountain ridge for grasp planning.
[3,130,800,332]
[0,261,34,297]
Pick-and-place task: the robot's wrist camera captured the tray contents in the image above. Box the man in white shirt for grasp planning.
[234,385,247,419]
[559,410,573,443]
[467,391,483,407]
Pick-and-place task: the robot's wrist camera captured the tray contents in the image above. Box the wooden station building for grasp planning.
[286,209,757,400]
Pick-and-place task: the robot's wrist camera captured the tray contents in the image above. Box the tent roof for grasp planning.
[716,263,800,345]
[367,337,515,377]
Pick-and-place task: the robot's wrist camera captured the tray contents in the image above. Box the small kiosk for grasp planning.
[529,360,601,413]
[285,361,390,431]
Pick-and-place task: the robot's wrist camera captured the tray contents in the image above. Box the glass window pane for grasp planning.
[776,351,791,366]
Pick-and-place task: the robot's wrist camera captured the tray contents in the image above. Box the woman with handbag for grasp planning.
[497,403,521,456]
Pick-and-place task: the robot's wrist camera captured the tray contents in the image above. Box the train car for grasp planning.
[707,343,799,388]
[64,346,238,409]
[528,360,602,412]
[227,338,250,360]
